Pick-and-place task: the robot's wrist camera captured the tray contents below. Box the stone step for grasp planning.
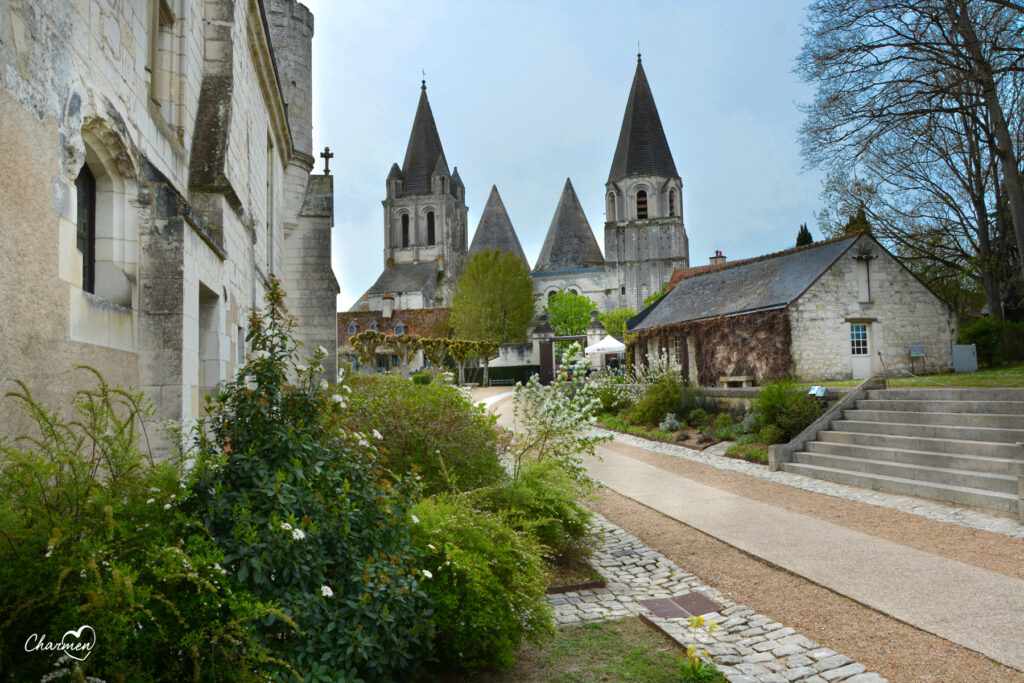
[819,430,1024,460]
[855,398,1024,415]
[830,419,1024,445]
[843,409,1024,430]
[790,451,1019,495]
[780,462,1020,515]
[868,388,1024,402]
[806,440,1024,476]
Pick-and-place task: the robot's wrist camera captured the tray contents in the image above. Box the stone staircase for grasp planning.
[782,388,1024,517]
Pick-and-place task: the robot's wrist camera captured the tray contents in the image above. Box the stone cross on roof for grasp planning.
[320,146,333,175]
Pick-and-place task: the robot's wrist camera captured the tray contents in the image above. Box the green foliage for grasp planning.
[350,329,386,368]
[842,207,872,235]
[411,495,553,673]
[958,317,1024,367]
[0,370,273,683]
[796,222,813,246]
[451,248,535,343]
[192,281,432,682]
[420,337,450,375]
[412,370,432,385]
[589,370,632,413]
[680,385,716,420]
[471,460,594,561]
[643,283,669,308]
[387,332,422,374]
[599,308,637,341]
[448,339,479,386]
[759,424,785,445]
[712,412,734,431]
[544,291,598,336]
[340,373,504,496]
[659,412,683,432]
[680,617,727,682]
[686,407,711,429]
[752,378,824,440]
[725,441,769,464]
[629,374,683,426]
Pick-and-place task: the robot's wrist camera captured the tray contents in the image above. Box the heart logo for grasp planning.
[60,625,96,661]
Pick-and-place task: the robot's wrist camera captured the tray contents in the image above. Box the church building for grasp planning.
[351,55,688,315]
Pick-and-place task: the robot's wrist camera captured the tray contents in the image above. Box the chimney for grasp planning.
[382,294,395,318]
[709,250,727,266]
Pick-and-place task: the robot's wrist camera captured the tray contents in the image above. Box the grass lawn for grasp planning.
[453,617,693,682]
[804,362,1024,389]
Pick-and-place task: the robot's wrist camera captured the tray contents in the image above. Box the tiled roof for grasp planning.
[400,84,449,196]
[629,236,860,332]
[608,56,678,183]
[468,186,530,268]
[533,178,605,273]
[364,261,439,297]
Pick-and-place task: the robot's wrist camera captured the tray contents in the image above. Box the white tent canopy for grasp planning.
[585,335,626,355]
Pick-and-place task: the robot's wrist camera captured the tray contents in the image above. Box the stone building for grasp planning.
[627,233,954,383]
[337,304,449,373]
[0,0,337,446]
[351,54,687,315]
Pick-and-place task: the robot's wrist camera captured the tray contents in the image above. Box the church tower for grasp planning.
[604,55,689,311]
[370,80,468,309]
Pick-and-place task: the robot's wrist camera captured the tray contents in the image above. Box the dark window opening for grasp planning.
[636,190,648,219]
[427,211,436,245]
[621,286,626,295]
[669,190,676,217]
[401,214,410,247]
[76,164,96,293]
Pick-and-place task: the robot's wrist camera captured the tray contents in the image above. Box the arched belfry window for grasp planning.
[636,190,648,219]
[427,211,436,245]
[668,189,676,217]
[401,214,410,248]
[606,192,616,220]
[75,164,97,293]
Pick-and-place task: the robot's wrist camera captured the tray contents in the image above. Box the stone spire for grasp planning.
[468,186,530,268]
[401,82,449,195]
[534,179,605,273]
[607,55,678,183]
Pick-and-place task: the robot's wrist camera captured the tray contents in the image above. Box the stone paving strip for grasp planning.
[548,514,887,683]
[599,429,1024,539]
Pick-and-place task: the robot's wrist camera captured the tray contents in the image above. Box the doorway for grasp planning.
[850,323,872,379]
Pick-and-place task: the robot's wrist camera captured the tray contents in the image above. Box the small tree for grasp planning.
[350,329,385,371]
[796,223,813,246]
[476,339,501,387]
[544,291,596,337]
[599,308,637,341]
[448,339,479,386]
[642,283,669,308]
[388,333,422,377]
[420,337,450,377]
[842,208,872,235]
[451,249,535,343]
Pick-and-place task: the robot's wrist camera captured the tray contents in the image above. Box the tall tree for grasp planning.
[599,308,637,341]
[544,291,597,337]
[796,223,814,246]
[450,249,535,343]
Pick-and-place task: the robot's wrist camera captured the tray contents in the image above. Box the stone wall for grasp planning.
[790,234,954,380]
[531,267,614,313]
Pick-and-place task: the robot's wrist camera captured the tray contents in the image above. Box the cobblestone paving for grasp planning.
[549,515,888,683]
[600,430,1024,539]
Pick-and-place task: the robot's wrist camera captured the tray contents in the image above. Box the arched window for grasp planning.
[668,189,676,217]
[441,177,447,194]
[348,322,357,334]
[606,191,616,220]
[369,322,378,331]
[427,211,435,245]
[394,322,404,335]
[401,214,410,247]
[547,290,557,299]
[75,164,97,293]
[568,288,578,295]
[636,190,648,219]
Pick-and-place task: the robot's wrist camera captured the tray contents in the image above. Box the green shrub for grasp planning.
[713,424,738,440]
[629,374,683,426]
[412,495,553,673]
[753,378,824,440]
[659,412,683,431]
[649,429,676,441]
[601,413,630,432]
[0,370,273,683]
[712,413,734,431]
[412,370,432,385]
[687,408,711,429]
[726,441,769,464]
[588,370,632,413]
[471,460,594,561]
[759,424,785,444]
[958,317,1024,367]
[680,385,716,420]
[341,373,504,495]
[193,282,432,682]
[738,412,761,435]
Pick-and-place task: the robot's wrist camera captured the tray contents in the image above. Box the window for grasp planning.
[606,192,616,219]
[394,322,404,335]
[369,322,378,331]
[149,0,180,132]
[441,177,447,194]
[427,211,435,245]
[401,214,410,247]
[548,290,557,299]
[636,190,648,219]
[347,322,357,334]
[75,163,97,293]
[568,288,578,295]
[850,324,869,355]
[621,286,626,295]
[669,189,676,217]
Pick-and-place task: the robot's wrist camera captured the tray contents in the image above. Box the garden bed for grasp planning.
[598,417,722,451]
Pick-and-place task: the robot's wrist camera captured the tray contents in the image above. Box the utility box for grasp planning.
[952,344,978,373]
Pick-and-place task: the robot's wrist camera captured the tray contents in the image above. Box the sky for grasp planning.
[301,0,826,312]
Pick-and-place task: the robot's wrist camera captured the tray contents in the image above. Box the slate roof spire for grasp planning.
[401,81,449,195]
[533,179,605,273]
[608,56,678,183]
[468,186,530,268]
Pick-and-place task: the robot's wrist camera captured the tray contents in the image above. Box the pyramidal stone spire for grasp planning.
[534,179,605,273]
[401,81,449,195]
[468,186,530,268]
[607,55,678,183]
